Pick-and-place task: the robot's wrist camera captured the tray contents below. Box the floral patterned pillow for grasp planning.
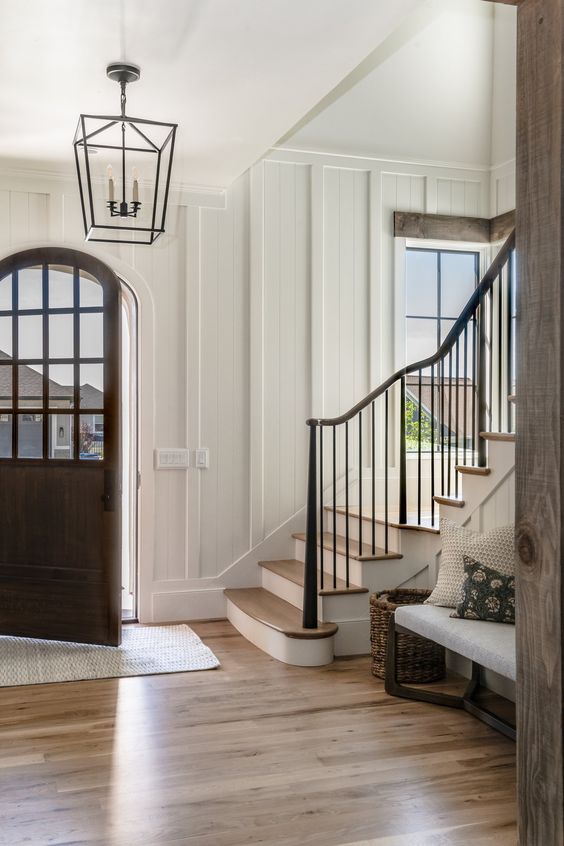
[450,555,515,624]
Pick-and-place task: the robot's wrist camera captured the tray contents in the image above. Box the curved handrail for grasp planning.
[307,228,515,427]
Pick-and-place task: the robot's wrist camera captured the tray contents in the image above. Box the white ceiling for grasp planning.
[280,0,516,168]
[0,0,425,189]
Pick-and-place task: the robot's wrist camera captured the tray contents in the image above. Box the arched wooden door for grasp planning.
[0,248,121,646]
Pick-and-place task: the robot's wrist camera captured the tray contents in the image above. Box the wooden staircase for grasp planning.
[225,429,516,666]
[226,232,517,666]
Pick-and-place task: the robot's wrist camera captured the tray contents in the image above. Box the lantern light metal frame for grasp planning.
[73,62,177,245]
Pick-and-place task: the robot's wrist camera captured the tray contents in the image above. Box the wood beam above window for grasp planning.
[393,210,515,244]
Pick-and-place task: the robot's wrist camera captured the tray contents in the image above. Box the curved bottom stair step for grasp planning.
[225,588,337,667]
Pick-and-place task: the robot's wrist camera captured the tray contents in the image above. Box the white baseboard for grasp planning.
[151,588,227,623]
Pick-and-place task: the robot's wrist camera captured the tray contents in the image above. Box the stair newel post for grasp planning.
[399,377,407,525]
[477,293,488,467]
[303,421,319,629]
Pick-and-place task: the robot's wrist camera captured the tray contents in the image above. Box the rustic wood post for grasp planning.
[515,0,564,841]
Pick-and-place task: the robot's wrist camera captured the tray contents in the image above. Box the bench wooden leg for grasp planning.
[385,615,516,741]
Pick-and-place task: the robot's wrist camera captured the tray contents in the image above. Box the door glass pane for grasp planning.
[18,364,43,408]
[406,251,438,317]
[0,414,11,457]
[49,414,74,459]
[18,413,42,458]
[49,266,74,309]
[49,314,74,359]
[18,267,43,310]
[0,275,11,311]
[0,316,12,359]
[79,271,103,307]
[48,364,74,408]
[80,414,103,460]
[406,318,438,364]
[80,364,103,408]
[80,313,103,358]
[440,319,456,345]
[18,315,42,359]
[0,366,11,408]
[440,253,477,318]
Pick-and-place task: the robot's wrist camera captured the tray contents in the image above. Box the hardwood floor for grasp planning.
[0,621,516,846]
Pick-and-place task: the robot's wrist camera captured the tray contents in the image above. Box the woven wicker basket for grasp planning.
[370,588,446,683]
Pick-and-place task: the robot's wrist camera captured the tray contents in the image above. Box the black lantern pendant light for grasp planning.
[74,63,177,245]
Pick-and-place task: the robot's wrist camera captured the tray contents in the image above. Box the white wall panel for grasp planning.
[322,167,370,417]
[0,147,502,620]
[262,161,311,535]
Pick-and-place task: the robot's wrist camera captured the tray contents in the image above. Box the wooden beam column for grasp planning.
[515,0,564,842]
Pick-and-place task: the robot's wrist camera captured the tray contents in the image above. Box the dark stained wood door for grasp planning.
[0,248,121,646]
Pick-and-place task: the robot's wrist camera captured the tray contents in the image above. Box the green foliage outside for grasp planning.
[405,393,437,452]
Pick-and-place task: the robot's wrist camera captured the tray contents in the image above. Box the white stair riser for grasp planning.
[333,619,371,656]
[293,538,431,594]
[261,566,370,621]
[323,511,401,550]
[226,598,335,667]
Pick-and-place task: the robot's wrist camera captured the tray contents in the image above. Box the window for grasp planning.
[405,248,479,363]
[404,248,480,454]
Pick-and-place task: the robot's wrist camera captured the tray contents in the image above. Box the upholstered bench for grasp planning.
[385,604,516,739]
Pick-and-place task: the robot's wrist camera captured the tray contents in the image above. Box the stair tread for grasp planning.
[259,559,368,595]
[224,588,338,639]
[480,431,515,442]
[433,495,465,508]
[324,505,439,534]
[455,464,492,476]
[292,532,402,561]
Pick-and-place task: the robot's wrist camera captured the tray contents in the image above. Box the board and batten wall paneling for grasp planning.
[0,190,49,248]
[193,174,251,579]
[380,172,426,378]
[322,168,370,418]
[435,177,483,216]
[262,161,311,537]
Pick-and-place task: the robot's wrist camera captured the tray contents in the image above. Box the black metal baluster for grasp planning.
[345,421,350,587]
[430,363,435,527]
[447,350,452,497]
[332,426,337,589]
[472,314,477,465]
[303,423,318,629]
[358,411,363,555]
[441,358,445,493]
[497,271,503,431]
[463,324,468,467]
[399,378,407,525]
[488,288,493,432]
[371,401,375,555]
[417,368,422,525]
[455,339,460,499]
[385,390,389,553]
[478,295,488,467]
[319,425,324,591]
[507,251,514,432]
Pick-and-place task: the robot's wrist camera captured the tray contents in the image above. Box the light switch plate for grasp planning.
[154,448,190,469]
[195,448,209,469]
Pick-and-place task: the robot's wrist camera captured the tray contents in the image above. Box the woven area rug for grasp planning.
[0,624,220,687]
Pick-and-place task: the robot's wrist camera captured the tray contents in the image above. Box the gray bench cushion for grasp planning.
[395,604,516,681]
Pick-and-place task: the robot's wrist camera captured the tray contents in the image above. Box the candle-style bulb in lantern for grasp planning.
[132,166,139,203]
[107,165,115,202]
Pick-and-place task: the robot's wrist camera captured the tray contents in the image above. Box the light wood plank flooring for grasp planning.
[0,621,516,846]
